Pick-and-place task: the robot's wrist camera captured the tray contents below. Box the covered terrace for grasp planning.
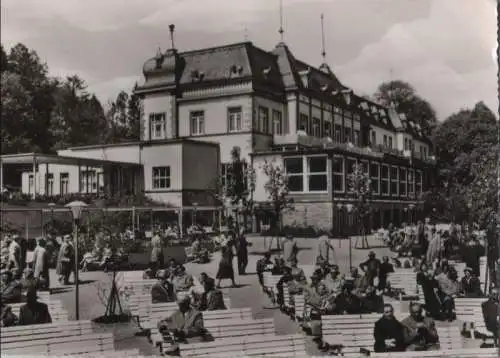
[0,152,143,198]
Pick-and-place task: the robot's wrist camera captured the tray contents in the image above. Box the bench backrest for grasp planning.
[9,301,68,321]
[180,333,306,357]
[371,347,498,358]
[1,320,93,343]
[2,332,114,355]
[202,308,253,321]
[437,326,463,350]
[204,318,275,339]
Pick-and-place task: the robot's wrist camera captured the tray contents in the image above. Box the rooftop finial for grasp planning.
[169,24,176,50]
[278,0,284,42]
[321,13,326,61]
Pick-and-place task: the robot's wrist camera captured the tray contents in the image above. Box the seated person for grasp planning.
[21,268,39,292]
[157,296,207,345]
[0,299,18,327]
[361,285,384,313]
[288,258,307,294]
[193,278,226,311]
[350,267,368,297]
[151,270,176,303]
[373,304,405,352]
[481,288,499,346]
[276,267,294,308]
[100,245,113,270]
[271,257,286,275]
[304,270,335,316]
[320,265,344,297]
[401,302,439,351]
[460,267,482,298]
[333,282,362,314]
[435,268,459,321]
[18,287,52,325]
[171,265,194,292]
[143,268,155,279]
[256,252,273,288]
[198,272,215,288]
[165,259,178,278]
[1,269,22,304]
[80,248,100,271]
[190,237,208,263]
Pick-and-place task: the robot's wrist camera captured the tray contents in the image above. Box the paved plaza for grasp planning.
[45,235,482,355]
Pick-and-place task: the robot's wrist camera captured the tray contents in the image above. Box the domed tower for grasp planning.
[136,24,185,141]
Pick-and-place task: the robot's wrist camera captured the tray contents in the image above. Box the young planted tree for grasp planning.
[262,160,294,251]
[347,162,372,249]
[218,147,256,232]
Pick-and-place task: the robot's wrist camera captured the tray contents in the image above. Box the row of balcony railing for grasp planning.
[271,134,436,163]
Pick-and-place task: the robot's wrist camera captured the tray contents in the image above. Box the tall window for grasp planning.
[354,130,360,146]
[415,170,422,194]
[80,170,97,193]
[312,117,321,137]
[259,106,269,134]
[390,166,398,196]
[360,160,369,175]
[383,135,388,147]
[399,168,407,196]
[371,131,376,145]
[46,173,54,196]
[228,107,242,132]
[284,156,327,193]
[272,110,283,135]
[404,138,409,151]
[152,166,171,189]
[28,175,34,194]
[284,157,303,192]
[60,173,69,195]
[97,173,104,193]
[150,113,166,139]
[370,163,380,194]
[307,157,327,192]
[299,113,309,133]
[334,125,342,143]
[344,127,352,143]
[324,121,332,138]
[190,111,205,135]
[346,158,357,177]
[388,137,393,149]
[332,156,345,192]
[381,165,389,195]
[408,169,415,196]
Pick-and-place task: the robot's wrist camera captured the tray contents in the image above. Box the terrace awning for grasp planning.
[0,152,142,168]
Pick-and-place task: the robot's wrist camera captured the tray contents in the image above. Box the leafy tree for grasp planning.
[261,160,294,250]
[374,80,437,135]
[104,89,143,142]
[126,91,143,140]
[346,162,372,247]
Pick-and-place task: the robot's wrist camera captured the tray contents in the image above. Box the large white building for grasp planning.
[5,39,436,232]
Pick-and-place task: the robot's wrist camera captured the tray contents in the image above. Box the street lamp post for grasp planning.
[65,200,87,321]
[346,203,354,269]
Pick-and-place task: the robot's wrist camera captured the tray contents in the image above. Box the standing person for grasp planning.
[216,241,236,288]
[416,263,441,319]
[56,235,74,285]
[360,251,381,287]
[315,235,336,267]
[150,230,164,274]
[378,256,394,292]
[8,235,22,274]
[461,236,484,277]
[426,229,441,264]
[282,234,298,268]
[481,288,499,346]
[33,238,50,290]
[235,228,251,275]
[416,221,426,256]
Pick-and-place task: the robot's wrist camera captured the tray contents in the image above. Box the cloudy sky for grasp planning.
[1,0,497,119]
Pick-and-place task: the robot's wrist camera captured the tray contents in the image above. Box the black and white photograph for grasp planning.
[0,0,498,357]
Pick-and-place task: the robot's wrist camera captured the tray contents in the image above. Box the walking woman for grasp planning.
[236,228,252,275]
[216,235,236,288]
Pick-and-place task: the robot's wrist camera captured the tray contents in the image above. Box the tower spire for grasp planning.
[169,24,176,50]
[278,0,284,42]
[321,13,326,61]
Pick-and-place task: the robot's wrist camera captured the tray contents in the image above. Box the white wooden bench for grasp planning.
[372,347,498,358]
[149,306,250,347]
[1,332,115,355]
[9,299,68,321]
[1,320,93,344]
[436,325,463,350]
[455,298,491,339]
[180,333,307,357]
[387,270,422,300]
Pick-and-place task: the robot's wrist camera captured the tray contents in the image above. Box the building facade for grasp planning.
[16,40,435,230]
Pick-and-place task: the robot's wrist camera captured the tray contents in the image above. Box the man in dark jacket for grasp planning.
[482,288,499,346]
[374,303,406,352]
[151,270,176,303]
[359,252,380,287]
[18,287,52,325]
